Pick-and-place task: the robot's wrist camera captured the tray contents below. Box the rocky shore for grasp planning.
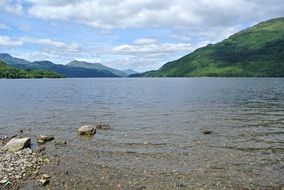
[0,123,107,190]
[0,136,51,189]
[1,123,283,190]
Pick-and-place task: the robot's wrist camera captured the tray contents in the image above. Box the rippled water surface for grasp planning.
[0,78,283,189]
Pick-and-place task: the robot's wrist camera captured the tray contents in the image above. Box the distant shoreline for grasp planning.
[1,76,284,79]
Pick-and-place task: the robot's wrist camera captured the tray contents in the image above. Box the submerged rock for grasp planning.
[77,125,96,136]
[202,130,213,135]
[5,137,31,152]
[35,146,46,153]
[54,140,67,147]
[37,135,54,144]
[96,123,110,130]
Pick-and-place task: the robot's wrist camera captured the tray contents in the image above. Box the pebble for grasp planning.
[42,174,50,179]
[0,179,8,184]
[38,178,50,185]
[37,135,55,144]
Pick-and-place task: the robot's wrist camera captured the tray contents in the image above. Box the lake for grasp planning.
[0,78,283,189]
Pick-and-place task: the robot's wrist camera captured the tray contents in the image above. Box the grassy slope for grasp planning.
[0,61,62,78]
[146,17,284,77]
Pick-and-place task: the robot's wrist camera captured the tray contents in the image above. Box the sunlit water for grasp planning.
[0,78,283,188]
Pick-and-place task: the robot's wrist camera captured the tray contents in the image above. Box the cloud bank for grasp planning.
[26,0,284,30]
[0,0,283,71]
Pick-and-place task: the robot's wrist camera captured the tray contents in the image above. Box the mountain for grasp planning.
[0,54,119,78]
[31,61,119,78]
[135,17,284,77]
[0,61,62,78]
[122,69,139,75]
[0,53,37,68]
[67,60,128,77]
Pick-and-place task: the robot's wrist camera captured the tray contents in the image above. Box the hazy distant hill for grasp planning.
[31,61,119,78]
[122,69,139,75]
[0,54,119,78]
[0,61,61,78]
[67,60,128,77]
[134,17,284,77]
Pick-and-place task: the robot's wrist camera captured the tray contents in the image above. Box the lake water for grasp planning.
[0,78,283,189]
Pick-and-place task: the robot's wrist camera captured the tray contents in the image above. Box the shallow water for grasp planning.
[0,78,283,189]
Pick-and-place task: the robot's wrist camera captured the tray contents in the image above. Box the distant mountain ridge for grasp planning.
[67,60,129,77]
[0,54,128,78]
[0,53,37,67]
[32,60,119,78]
[132,17,284,77]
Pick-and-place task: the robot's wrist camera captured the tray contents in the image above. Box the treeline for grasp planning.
[0,61,62,79]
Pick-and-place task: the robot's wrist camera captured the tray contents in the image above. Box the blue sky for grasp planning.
[0,0,283,72]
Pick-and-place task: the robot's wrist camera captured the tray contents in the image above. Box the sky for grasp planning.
[0,0,283,72]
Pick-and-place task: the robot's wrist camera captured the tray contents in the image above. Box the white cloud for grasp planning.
[24,0,284,31]
[0,35,80,53]
[0,0,23,14]
[113,42,193,55]
[0,36,23,47]
[134,38,157,45]
[106,38,209,71]
[17,51,61,62]
[19,37,81,53]
[0,35,82,60]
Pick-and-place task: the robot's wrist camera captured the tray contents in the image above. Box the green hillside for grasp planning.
[0,61,62,79]
[137,17,284,77]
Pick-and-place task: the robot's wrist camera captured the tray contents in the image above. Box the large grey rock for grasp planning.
[77,125,96,135]
[5,137,31,152]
